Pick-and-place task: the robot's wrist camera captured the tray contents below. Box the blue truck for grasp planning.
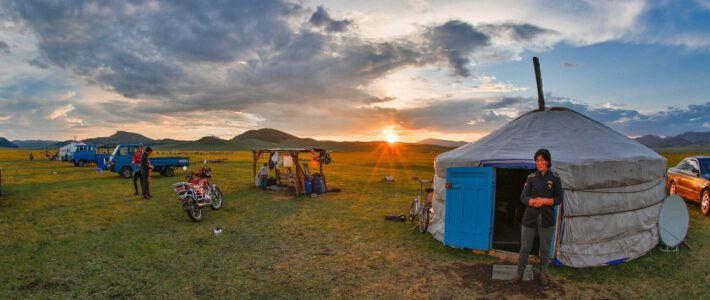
[71,144,113,168]
[108,144,190,178]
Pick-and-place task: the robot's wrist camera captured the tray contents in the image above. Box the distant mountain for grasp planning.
[6,129,456,152]
[0,137,19,148]
[634,131,710,152]
[76,131,188,147]
[416,138,467,148]
[634,135,664,148]
[173,136,237,150]
[83,131,155,145]
[232,128,299,143]
[12,140,60,149]
[156,128,453,152]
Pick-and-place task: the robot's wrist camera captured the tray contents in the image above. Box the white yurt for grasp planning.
[429,107,666,267]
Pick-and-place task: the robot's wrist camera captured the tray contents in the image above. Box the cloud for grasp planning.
[0,40,9,54]
[309,6,352,33]
[423,20,490,77]
[546,98,710,137]
[2,1,705,141]
[27,56,50,68]
[391,97,533,133]
[47,104,75,120]
[471,75,528,93]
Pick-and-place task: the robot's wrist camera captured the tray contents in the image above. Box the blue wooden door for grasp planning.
[444,167,495,250]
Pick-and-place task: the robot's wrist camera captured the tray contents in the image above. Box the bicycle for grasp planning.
[409,176,434,233]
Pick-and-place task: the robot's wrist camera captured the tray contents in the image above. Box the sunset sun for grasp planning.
[382,126,400,145]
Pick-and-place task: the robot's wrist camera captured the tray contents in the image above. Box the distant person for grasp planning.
[140,147,154,199]
[29,152,34,161]
[259,163,268,189]
[132,146,144,196]
[512,149,562,286]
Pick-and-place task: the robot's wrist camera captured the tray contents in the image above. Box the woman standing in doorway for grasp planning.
[511,148,562,285]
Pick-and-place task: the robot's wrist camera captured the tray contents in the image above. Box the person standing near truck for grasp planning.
[132,146,144,196]
[140,147,154,199]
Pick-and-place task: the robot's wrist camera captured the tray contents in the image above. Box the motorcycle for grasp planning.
[172,160,224,222]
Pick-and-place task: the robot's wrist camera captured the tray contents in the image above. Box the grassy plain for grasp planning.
[0,148,709,298]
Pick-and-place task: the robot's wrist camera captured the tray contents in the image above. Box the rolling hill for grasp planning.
[157,128,452,152]
[634,131,710,152]
[11,140,60,149]
[0,137,19,148]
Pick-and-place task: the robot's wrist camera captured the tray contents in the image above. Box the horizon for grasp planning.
[6,127,704,145]
[1,1,709,142]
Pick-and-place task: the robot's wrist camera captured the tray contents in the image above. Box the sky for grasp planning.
[0,0,709,143]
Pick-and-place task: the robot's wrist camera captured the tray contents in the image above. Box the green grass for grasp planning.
[1,149,709,298]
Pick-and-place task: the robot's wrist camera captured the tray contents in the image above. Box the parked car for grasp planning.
[666,156,710,215]
[108,144,190,178]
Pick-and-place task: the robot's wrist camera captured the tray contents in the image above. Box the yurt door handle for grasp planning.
[445,183,459,189]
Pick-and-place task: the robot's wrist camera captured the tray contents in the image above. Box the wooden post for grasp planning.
[320,160,328,192]
[293,152,304,195]
[252,150,257,177]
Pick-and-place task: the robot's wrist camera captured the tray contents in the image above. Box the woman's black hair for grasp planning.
[534,148,551,167]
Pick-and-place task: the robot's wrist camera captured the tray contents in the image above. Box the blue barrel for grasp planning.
[313,176,325,194]
[305,179,312,194]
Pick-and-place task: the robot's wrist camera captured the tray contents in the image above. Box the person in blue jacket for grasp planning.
[511,148,562,285]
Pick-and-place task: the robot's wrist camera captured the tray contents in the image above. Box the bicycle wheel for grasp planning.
[409,197,418,221]
[418,200,430,233]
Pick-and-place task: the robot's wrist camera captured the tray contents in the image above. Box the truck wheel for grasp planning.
[701,190,709,216]
[78,160,85,167]
[163,167,175,177]
[120,167,133,179]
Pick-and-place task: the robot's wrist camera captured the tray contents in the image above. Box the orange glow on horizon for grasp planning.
[382,126,401,145]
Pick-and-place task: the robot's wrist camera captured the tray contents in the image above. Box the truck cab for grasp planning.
[109,144,189,178]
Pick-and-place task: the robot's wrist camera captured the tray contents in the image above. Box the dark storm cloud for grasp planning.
[6,0,426,113]
[0,40,9,54]
[424,20,490,77]
[309,6,352,33]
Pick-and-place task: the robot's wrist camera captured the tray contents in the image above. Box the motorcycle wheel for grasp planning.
[185,198,204,222]
[210,187,223,210]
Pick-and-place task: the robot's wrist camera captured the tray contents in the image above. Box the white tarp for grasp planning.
[431,108,666,268]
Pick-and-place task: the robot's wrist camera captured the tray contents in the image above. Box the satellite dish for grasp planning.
[658,195,689,248]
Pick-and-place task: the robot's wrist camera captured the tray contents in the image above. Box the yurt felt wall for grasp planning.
[430,108,666,267]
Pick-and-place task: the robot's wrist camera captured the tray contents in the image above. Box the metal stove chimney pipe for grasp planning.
[533,57,545,111]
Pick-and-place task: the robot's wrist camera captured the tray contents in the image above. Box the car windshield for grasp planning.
[700,159,710,175]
